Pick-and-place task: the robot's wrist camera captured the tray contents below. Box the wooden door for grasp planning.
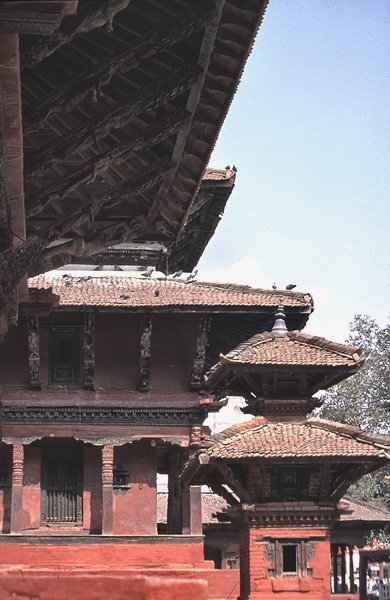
[41,445,83,524]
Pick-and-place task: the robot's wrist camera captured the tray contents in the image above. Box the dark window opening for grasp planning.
[282,545,297,573]
[50,328,80,384]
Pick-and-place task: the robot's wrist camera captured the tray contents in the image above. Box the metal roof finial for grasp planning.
[271,298,288,337]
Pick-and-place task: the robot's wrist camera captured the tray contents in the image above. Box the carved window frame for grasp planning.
[49,326,81,385]
[265,540,315,578]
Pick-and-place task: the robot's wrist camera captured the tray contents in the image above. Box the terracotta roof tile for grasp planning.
[340,496,390,522]
[28,274,313,310]
[198,417,390,461]
[157,492,227,524]
[216,331,364,369]
[202,167,236,181]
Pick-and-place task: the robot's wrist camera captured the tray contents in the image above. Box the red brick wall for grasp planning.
[150,314,200,391]
[0,541,205,569]
[22,446,41,531]
[95,313,141,390]
[83,446,102,533]
[0,572,208,600]
[240,526,331,600]
[0,319,29,386]
[113,440,157,535]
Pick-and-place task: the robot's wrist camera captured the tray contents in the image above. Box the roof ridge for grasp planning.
[290,331,363,360]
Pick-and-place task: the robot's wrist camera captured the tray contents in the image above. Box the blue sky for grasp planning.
[198,0,390,342]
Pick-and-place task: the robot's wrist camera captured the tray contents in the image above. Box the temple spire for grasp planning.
[271,300,288,337]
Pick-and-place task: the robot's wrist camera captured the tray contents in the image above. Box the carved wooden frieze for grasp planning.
[139,315,152,392]
[1,405,205,426]
[190,315,211,389]
[27,315,41,389]
[83,312,95,390]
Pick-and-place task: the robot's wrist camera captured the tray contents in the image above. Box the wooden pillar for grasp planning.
[102,445,114,535]
[10,444,24,533]
[167,446,181,534]
[83,312,95,390]
[184,485,202,535]
[349,544,355,593]
[27,315,41,389]
[359,553,368,600]
[341,544,346,592]
[332,544,338,593]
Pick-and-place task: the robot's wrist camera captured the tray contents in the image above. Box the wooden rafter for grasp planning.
[213,461,251,503]
[22,0,132,69]
[25,63,200,176]
[146,0,226,227]
[24,0,215,129]
[27,110,189,218]
[41,159,174,241]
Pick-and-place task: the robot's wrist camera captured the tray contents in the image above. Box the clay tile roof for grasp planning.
[197,417,390,461]
[28,273,313,311]
[202,167,236,182]
[157,492,228,524]
[340,496,390,522]
[216,330,364,369]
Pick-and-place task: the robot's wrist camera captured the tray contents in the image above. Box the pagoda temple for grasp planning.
[0,2,389,600]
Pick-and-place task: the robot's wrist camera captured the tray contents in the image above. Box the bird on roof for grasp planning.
[114,264,123,271]
[154,289,160,297]
[232,165,237,172]
[272,282,277,290]
[186,269,198,283]
[120,293,130,300]
[94,263,103,271]
[286,284,296,291]
[78,275,92,282]
[225,165,230,170]
[141,266,154,277]
[170,270,183,279]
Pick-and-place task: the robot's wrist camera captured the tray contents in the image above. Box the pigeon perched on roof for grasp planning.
[170,270,183,279]
[272,282,277,290]
[141,266,154,277]
[94,263,103,271]
[286,284,296,291]
[186,269,198,283]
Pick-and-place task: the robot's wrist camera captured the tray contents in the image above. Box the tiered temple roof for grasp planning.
[189,417,390,462]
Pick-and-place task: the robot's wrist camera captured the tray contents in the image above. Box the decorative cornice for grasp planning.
[1,405,206,426]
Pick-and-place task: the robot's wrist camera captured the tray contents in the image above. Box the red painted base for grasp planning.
[0,573,208,600]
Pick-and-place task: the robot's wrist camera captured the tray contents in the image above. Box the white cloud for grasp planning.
[199,255,272,288]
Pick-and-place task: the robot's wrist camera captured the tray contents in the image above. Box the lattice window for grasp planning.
[50,327,80,384]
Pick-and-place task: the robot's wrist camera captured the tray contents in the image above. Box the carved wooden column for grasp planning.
[181,437,202,535]
[102,445,114,535]
[139,315,152,392]
[167,446,181,534]
[190,315,211,389]
[27,315,41,389]
[84,312,95,390]
[10,444,24,534]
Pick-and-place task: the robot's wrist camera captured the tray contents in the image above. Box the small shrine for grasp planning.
[182,418,390,599]
[181,306,390,599]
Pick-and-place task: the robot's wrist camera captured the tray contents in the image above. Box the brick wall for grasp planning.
[240,526,331,599]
